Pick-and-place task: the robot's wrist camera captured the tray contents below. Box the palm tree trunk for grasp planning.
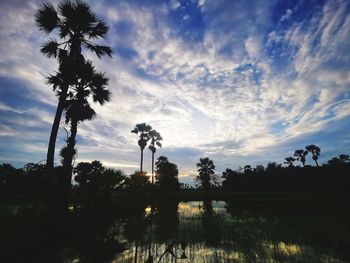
[315,159,319,167]
[151,152,154,184]
[46,91,68,170]
[62,118,78,198]
[140,148,144,173]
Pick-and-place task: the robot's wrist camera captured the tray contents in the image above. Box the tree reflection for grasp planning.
[202,199,222,246]
[144,200,188,263]
[154,200,180,242]
[123,201,148,263]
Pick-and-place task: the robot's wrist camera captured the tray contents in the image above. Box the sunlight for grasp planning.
[178,202,203,216]
[277,242,302,256]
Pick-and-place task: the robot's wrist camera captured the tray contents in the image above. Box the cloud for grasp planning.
[0,0,349,178]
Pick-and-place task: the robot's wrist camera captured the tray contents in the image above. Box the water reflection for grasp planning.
[114,199,350,263]
[1,199,349,262]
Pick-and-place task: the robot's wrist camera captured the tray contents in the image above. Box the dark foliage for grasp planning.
[195,157,219,193]
[73,160,126,195]
[221,154,350,193]
[155,156,180,193]
[125,171,152,193]
[0,163,54,195]
[154,200,180,242]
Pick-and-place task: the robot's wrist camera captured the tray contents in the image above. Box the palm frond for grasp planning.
[79,104,96,121]
[92,87,111,105]
[78,60,95,82]
[59,0,75,21]
[74,0,97,28]
[84,42,112,58]
[92,71,109,87]
[40,40,59,58]
[88,21,109,38]
[35,3,58,34]
[47,73,63,91]
[135,123,152,133]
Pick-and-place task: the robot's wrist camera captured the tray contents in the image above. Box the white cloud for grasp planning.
[245,36,261,59]
[280,9,293,22]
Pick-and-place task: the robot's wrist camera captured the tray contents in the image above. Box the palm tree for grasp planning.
[148,129,162,184]
[196,157,215,193]
[60,60,111,192]
[294,149,308,167]
[36,0,112,171]
[131,123,152,173]
[305,145,321,167]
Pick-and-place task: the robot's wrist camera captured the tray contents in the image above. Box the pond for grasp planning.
[1,199,350,262]
[112,200,349,263]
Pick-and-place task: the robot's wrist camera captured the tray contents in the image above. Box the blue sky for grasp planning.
[0,0,349,184]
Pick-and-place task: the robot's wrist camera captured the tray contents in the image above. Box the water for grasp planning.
[112,200,349,263]
[1,199,349,262]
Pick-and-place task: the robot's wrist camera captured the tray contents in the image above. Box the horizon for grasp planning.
[0,0,350,185]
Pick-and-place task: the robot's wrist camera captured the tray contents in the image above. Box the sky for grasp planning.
[0,0,350,184]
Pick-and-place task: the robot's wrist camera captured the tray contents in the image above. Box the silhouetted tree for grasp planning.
[100,168,126,192]
[0,163,24,194]
[148,129,162,184]
[74,161,104,182]
[74,162,126,196]
[23,163,50,194]
[221,168,241,190]
[265,162,283,176]
[327,154,350,167]
[195,157,216,193]
[125,171,151,193]
[60,61,111,193]
[306,145,321,167]
[36,0,112,171]
[243,165,253,176]
[284,157,296,167]
[131,123,152,173]
[339,154,350,163]
[294,149,308,167]
[222,168,239,180]
[254,165,265,176]
[155,156,179,193]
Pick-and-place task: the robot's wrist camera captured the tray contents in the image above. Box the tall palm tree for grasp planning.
[148,129,162,184]
[36,0,112,171]
[60,60,111,192]
[131,123,152,173]
[196,157,215,194]
[305,145,321,167]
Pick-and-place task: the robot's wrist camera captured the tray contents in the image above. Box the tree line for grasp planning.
[195,145,350,193]
[0,156,180,197]
[2,146,349,196]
